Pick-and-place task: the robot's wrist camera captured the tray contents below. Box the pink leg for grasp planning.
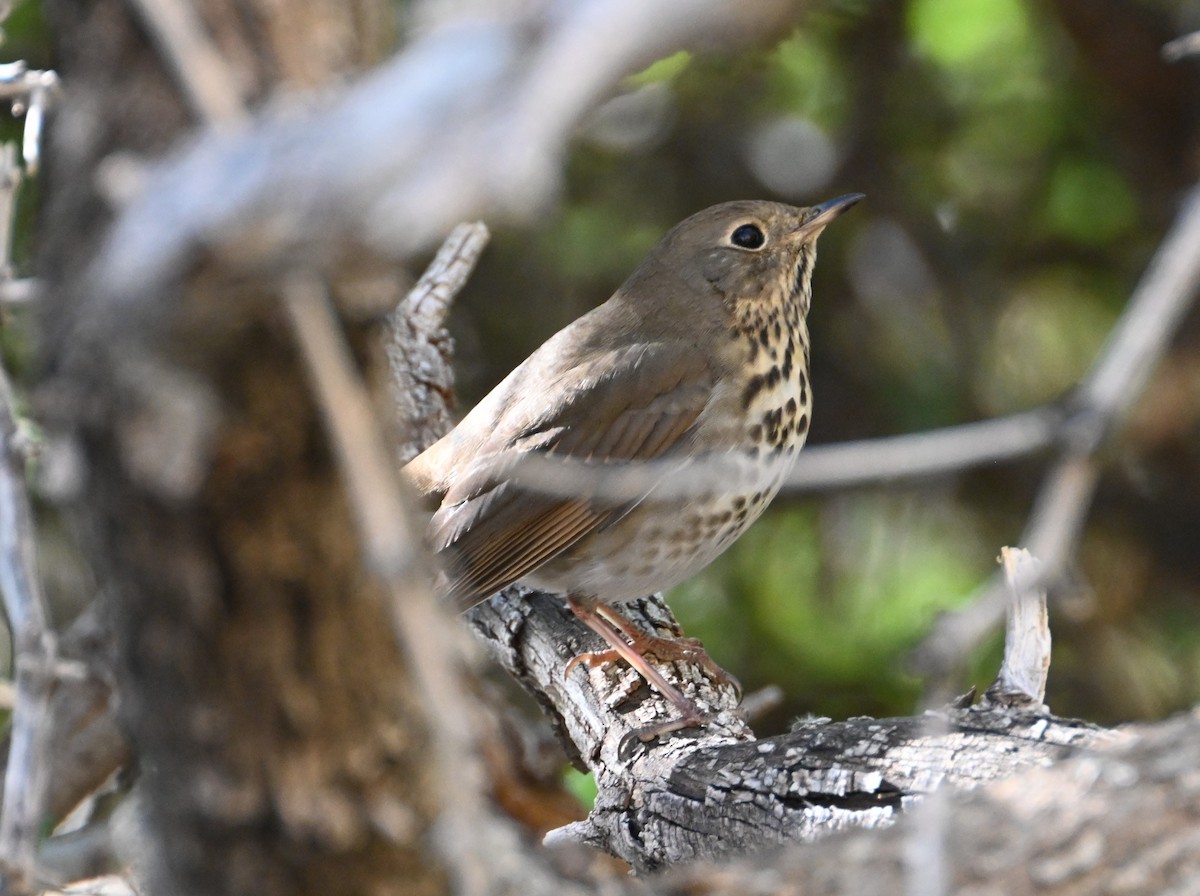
[564,595,738,745]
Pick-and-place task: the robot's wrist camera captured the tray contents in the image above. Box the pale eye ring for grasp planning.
[730,223,766,250]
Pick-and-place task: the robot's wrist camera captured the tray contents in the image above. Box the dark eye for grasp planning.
[730,223,765,249]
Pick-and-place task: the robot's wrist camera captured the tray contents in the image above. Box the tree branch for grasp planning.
[87,0,799,303]
[0,360,56,893]
[124,0,248,128]
[914,184,1200,686]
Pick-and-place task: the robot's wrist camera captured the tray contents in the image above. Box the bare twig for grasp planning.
[1163,30,1200,62]
[0,362,56,893]
[398,221,490,334]
[984,548,1050,706]
[124,0,247,129]
[0,141,22,279]
[0,279,40,306]
[91,0,798,299]
[1074,187,1200,440]
[785,407,1060,492]
[386,221,489,461]
[283,266,548,895]
[281,273,417,577]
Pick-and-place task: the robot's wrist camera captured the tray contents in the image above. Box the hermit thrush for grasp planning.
[406,195,862,734]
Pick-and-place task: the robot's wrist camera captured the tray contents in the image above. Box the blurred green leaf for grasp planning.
[977,266,1120,413]
[1044,159,1138,247]
[626,50,692,87]
[673,495,984,717]
[561,767,597,808]
[546,203,664,281]
[766,30,848,128]
[907,0,1032,68]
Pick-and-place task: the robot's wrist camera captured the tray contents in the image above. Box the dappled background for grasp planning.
[449,0,1200,729]
[2,0,1198,732]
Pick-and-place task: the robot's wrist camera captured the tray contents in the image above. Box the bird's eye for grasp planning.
[730,223,766,250]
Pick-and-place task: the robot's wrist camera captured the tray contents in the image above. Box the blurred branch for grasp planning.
[0,361,56,894]
[384,404,1058,510]
[1163,30,1200,62]
[0,141,20,279]
[470,584,1108,870]
[784,407,1060,492]
[88,0,799,302]
[914,185,1200,687]
[984,548,1050,707]
[124,0,248,128]
[298,233,574,894]
[387,220,490,462]
[0,279,40,306]
[1074,188,1200,440]
[282,273,416,577]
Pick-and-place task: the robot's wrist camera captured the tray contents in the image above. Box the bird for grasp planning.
[405,194,863,737]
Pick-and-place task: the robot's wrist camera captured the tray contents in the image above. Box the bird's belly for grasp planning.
[524,449,796,604]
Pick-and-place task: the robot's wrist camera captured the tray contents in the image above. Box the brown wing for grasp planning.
[429,342,715,610]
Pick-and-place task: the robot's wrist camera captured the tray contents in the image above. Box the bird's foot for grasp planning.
[617,710,710,761]
[563,595,741,754]
[564,633,740,700]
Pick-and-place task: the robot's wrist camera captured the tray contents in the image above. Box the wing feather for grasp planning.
[429,341,716,610]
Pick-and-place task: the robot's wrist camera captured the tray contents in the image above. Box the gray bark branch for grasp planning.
[19,0,1200,891]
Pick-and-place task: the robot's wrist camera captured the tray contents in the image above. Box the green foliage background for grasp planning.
[451,0,1200,730]
[3,0,1198,736]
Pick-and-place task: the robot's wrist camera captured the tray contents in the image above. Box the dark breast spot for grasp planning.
[742,374,766,408]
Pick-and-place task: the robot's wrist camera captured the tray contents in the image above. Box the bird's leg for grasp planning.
[563,595,738,746]
[591,601,741,697]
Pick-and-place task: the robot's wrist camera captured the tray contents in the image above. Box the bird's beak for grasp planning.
[791,193,865,242]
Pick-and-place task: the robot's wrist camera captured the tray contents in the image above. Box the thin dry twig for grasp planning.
[398,221,490,335]
[284,260,547,894]
[386,220,489,462]
[0,361,57,894]
[423,404,1060,508]
[1163,30,1200,62]
[0,142,21,279]
[92,0,797,299]
[281,273,417,577]
[123,0,247,129]
[785,407,1060,492]
[985,547,1050,706]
